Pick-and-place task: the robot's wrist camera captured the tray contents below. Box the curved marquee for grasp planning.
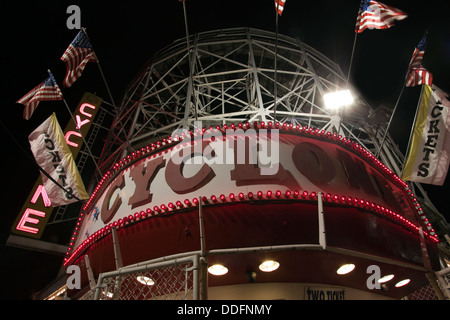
[64,122,438,266]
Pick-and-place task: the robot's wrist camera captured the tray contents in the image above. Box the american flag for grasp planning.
[61,30,97,88]
[355,0,407,33]
[275,0,286,16]
[16,72,63,120]
[406,34,433,87]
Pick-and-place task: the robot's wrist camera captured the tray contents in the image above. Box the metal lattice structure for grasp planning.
[98,28,379,171]
[96,27,448,241]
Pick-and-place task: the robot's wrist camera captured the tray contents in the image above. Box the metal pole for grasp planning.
[274,3,279,120]
[376,81,406,158]
[317,192,326,250]
[192,255,200,300]
[83,255,97,290]
[181,0,198,123]
[419,227,446,300]
[111,226,124,300]
[198,196,206,256]
[111,227,123,269]
[198,196,208,300]
[93,274,103,300]
[81,28,119,115]
[346,32,358,86]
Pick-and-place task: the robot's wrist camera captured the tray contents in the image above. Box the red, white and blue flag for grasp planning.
[275,0,286,16]
[61,30,97,88]
[16,71,63,120]
[355,0,407,33]
[406,33,433,87]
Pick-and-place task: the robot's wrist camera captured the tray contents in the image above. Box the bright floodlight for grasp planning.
[323,90,354,110]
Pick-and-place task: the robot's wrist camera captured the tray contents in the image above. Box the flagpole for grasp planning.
[180,0,198,123]
[81,28,119,115]
[376,31,428,159]
[339,2,361,136]
[346,32,358,86]
[274,1,279,120]
[375,78,407,159]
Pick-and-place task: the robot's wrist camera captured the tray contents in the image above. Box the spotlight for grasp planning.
[323,89,354,110]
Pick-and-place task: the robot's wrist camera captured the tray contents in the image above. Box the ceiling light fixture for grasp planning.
[136,275,155,286]
[378,274,394,283]
[208,264,228,276]
[336,264,355,275]
[395,279,411,288]
[259,260,280,272]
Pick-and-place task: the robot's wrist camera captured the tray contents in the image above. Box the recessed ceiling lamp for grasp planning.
[259,260,280,272]
[336,264,355,275]
[395,279,411,288]
[208,264,228,276]
[136,275,155,286]
[378,274,395,283]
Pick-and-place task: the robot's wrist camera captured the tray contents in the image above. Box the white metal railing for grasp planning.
[86,255,199,300]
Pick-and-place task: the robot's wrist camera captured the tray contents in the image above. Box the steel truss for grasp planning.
[98,28,376,170]
[97,27,448,241]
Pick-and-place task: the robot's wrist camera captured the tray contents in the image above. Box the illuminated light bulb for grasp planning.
[259,260,280,272]
[137,276,155,286]
[337,264,355,275]
[378,274,394,283]
[395,279,410,288]
[208,264,228,276]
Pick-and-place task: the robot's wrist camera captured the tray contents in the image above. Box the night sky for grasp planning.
[1,1,449,299]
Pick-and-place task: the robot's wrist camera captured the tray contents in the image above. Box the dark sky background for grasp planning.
[0,0,449,299]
